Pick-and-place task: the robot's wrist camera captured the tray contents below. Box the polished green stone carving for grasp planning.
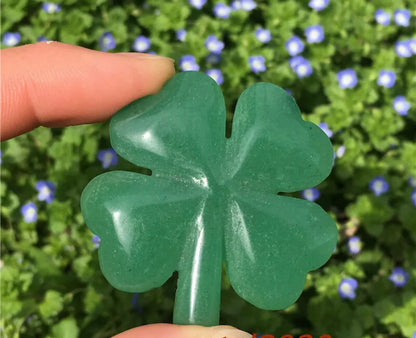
[81,71,337,326]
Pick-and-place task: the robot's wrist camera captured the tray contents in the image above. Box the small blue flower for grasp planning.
[0,150,2,165]
[393,96,410,116]
[92,235,101,249]
[213,3,231,19]
[337,69,358,89]
[289,56,304,70]
[336,145,346,158]
[231,0,243,10]
[206,53,221,65]
[255,28,271,43]
[2,32,21,46]
[347,236,362,255]
[388,267,409,287]
[413,330,416,338]
[179,55,200,71]
[189,0,207,10]
[176,29,186,42]
[285,35,304,56]
[411,189,416,207]
[394,9,411,27]
[240,0,257,11]
[133,35,151,52]
[35,181,56,204]
[409,39,416,54]
[301,188,320,202]
[395,40,412,58]
[97,148,118,169]
[374,9,390,25]
[318,122,333,138]
[204,35,224,54]
[293,57,313,78]
[305,25,324,43]
[42,2,61,13]
[231,0,256,11]
[206,69,224,85]
[377,70,396,88]
[248,55,266,73]
[288,56,313,78]
[99,32,116,52]
[308,0,329,11]
[409,177,416,188]
[338,278,358,299]
[132,293,143,313]
[369,176,389,196]
[21,202,37,223]
[37,36,50,42]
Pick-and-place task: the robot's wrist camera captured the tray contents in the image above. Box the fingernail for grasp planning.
[117,52,175,63]
[211,326,252,338]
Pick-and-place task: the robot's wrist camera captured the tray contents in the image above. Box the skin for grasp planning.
[0,42,251,338]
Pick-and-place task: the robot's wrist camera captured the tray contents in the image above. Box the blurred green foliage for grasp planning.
[1,0,416,337]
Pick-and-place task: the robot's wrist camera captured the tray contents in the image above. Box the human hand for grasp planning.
[0,42,251,338]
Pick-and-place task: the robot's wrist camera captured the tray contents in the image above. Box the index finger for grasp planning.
[0,42,175,141]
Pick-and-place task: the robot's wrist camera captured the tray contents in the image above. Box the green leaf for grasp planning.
[19,25,38,43]
[343,260,365,278]
[51,317,79,338]
[107,6,127,23]
[84,287,102,315]
[355,305,375,330]
[374,298,396,319]
[73,256,94,281]
[49,201,72,233]
[0,0,27,30]
[3,137,30,164]
[375,294,416,337]
[49,140,76,172]
[28,248,61,277]
[401,142,416,177]
[61,127,83,146]
[399,205,416,241]
[39,290,64,319]
[346,195,394,236]
[307,297,363,338]
[59,10,93,44]
[361,108,403,151]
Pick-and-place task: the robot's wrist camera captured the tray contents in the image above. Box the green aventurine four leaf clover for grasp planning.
[81,72,337,326]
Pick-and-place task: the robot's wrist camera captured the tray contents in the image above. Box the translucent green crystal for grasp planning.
[81,71,338,326]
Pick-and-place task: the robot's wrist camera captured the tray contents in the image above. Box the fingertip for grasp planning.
[115,52,176,96]
[113,324,252,338]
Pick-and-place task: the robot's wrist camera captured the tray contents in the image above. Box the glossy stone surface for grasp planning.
[81,71,337,326]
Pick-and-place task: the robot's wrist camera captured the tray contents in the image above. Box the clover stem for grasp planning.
[173,209,224,326]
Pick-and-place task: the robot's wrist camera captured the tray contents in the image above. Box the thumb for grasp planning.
[113,324,252,338]
[1,42,175,140]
